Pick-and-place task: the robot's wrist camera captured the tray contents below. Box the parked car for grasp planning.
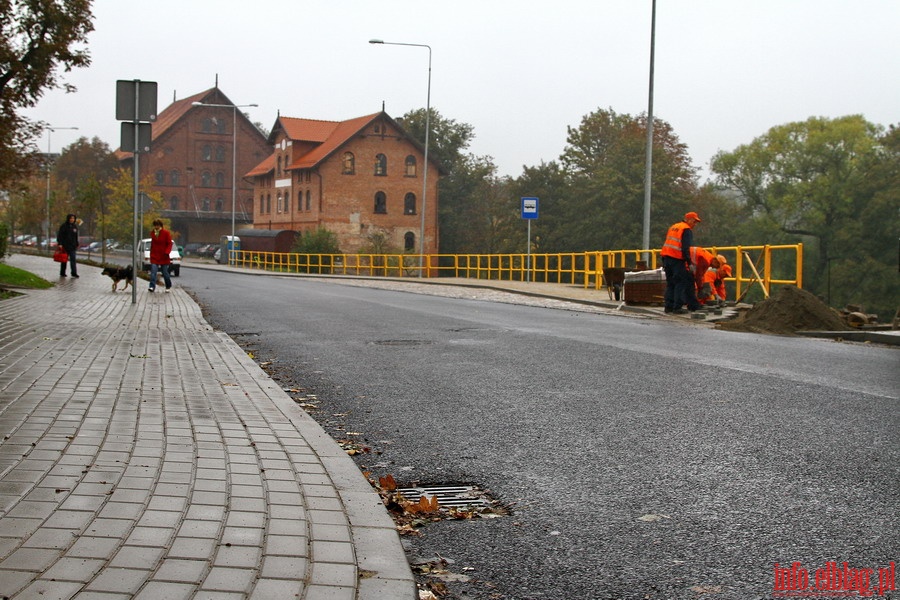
[140,238,182,276]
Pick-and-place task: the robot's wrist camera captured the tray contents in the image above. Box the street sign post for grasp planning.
[116,79,157,304]
[521,197,539,282]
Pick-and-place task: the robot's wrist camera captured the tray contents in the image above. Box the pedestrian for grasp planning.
[56,214,80,278]
[148,219,173,293]
[661,211,702,313]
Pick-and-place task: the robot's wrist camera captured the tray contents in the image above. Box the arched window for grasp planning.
[170,196,179,210]
[277,193,283,213]
[201,171,211,187]
[202,145,211,161]
[374,191,387,214]
[342,152,355,175]
[170,170,180,186]
[306,190,311,211]
[155,170,165,185]
[216,172,225,188]
[405,155,417,177]
[277,156,282,177]
[215,146,226,162]
[215,198,224,212]
[266,194,271,214]
[298,191,303,212]
[202,197,211,211]
[374,153,387,176]
[404,193,416,215]
[404,232,415,252]
[259,195,265,214]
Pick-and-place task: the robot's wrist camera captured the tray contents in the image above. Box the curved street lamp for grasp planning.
[192,101,258,265]
[369,38,431,277]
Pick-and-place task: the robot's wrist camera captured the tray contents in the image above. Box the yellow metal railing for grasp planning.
[228,243,803,300]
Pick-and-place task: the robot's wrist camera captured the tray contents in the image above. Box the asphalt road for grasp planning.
[180,268,899,600]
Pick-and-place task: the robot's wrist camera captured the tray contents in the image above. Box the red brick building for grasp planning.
[117,87,271,244]
[246,111,440,255]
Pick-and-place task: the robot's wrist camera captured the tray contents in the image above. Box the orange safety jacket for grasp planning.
[661,222,690,260]
[690,246,715,270]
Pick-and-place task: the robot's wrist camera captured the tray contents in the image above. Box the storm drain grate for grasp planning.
[396,485,493,509]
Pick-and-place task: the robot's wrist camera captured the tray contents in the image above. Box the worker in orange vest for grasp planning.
[699,257,730,305]
[690,246,717,292]
[661,211,703,314]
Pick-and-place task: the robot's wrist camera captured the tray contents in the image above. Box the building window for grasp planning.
[298,191,303,212]
[259,195,264,214]
[404,193,416,215]
[266,194,271,214]
[215,146,226,162]
[342,152,355,174]
[374,191,387,214]
[405,232,415,252]
[276,156,282,177]
[306,190,311,211]
[155,170,165,185]
[201,171,211,187]
[170,196,179,210]
[202,197,210,211]
[202,145,211,161]
[277,193,283,213]
[215,198,224,212]
[405,155,417,177]
[374,153,387,176]
[201,118,213,133]
[216,118,226,134]
[216,172,225,188]
[170,170,180,186]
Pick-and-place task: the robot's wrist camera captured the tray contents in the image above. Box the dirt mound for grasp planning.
[717,285,847,335]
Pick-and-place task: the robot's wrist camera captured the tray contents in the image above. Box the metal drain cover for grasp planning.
[396,485,492,509]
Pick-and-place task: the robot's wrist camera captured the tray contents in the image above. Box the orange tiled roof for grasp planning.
[246,153,275,178]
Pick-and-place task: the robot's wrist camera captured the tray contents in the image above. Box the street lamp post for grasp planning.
[369,38,431,277]
[192,101,258,265]
[45,126,78,251]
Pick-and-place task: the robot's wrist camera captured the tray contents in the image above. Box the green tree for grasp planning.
[293,227,341,254]
[398,108,507,254]
[711,115,898,319]
[511,161,573,253]
[55,136,118,238]
[102,168,161,244]
[0,0,94,186]
[559,108,699,252]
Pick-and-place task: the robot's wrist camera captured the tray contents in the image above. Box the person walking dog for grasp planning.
[148,219,173,293]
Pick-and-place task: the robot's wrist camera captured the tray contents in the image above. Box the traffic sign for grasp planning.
[521,197,539,219]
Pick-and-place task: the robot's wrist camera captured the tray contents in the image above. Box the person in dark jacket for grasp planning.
[56,214,80,278]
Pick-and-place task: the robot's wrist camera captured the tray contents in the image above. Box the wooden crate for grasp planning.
[625,281,666,305]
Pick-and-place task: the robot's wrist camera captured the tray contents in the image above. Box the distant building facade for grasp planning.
[117,87,271,244]
[246,111,440,255]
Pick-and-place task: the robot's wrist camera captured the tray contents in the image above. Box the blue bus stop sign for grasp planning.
[521,197,539,219]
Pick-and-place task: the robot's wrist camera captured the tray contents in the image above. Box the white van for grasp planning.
[140,238,182,276]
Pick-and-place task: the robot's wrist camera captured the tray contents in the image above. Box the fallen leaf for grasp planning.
[637,513,671,522]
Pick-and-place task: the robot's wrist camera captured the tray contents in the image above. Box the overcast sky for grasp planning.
[25,0,899,181]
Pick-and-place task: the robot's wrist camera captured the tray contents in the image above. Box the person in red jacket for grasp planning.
[661,211,702,313]
[148,219,173,293]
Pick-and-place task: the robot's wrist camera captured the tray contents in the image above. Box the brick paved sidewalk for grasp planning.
[0,254,414,600]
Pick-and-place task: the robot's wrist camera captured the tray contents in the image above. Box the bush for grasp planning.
[0,223,9,260]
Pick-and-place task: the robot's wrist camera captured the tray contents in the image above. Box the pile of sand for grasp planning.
[717,285,847,335]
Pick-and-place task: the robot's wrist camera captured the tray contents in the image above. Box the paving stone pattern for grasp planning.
[0,255,414,600]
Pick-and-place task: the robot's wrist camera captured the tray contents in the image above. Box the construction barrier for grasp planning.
[228,243,803,301]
